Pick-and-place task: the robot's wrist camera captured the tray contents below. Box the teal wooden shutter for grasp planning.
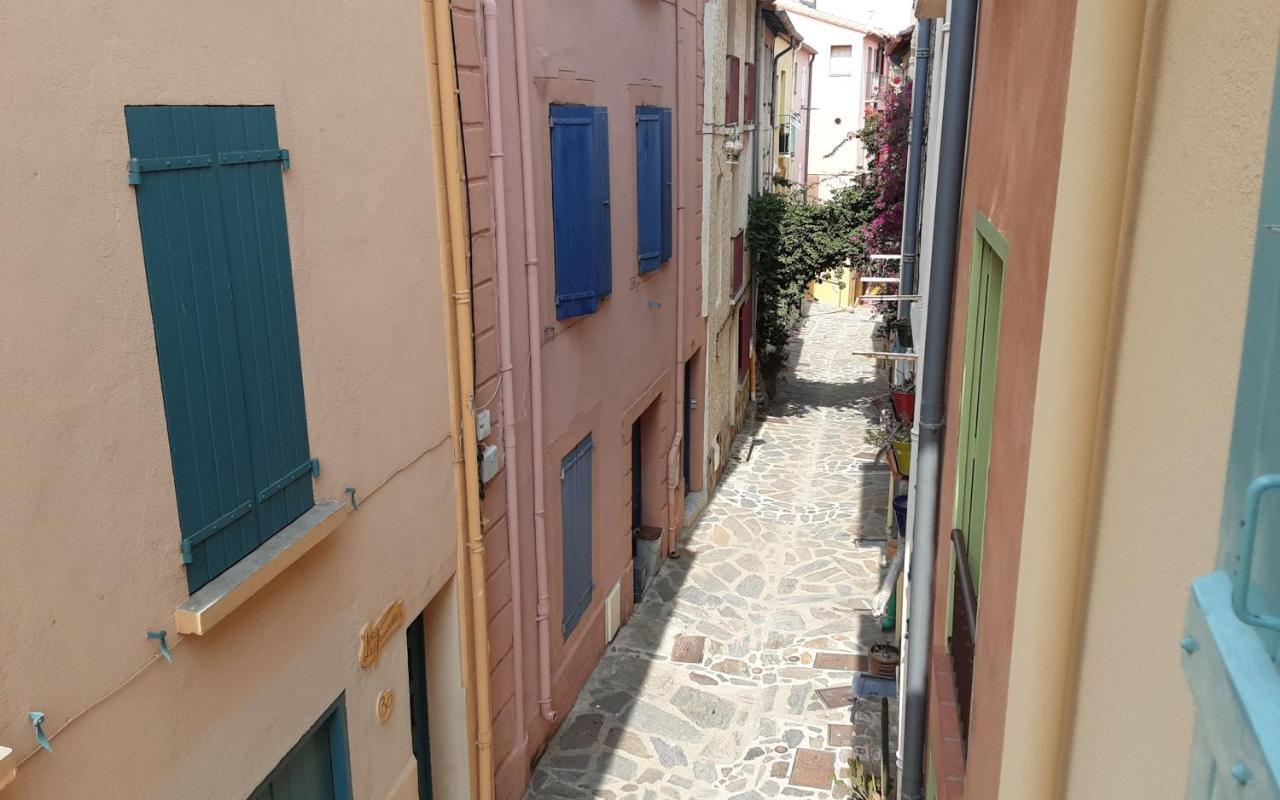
[1182,55,1280,796]
[561,435,594,635]
[250,697,353,800]
[636,107,663,273]
[550,106,609,319]
[592,107,613,298]
[126,105,314,592]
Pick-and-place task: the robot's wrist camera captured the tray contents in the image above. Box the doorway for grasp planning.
[406,613,433,800]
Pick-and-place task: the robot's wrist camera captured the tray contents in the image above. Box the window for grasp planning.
[126,105,316,593]
[560,435,594,635]
[249,697,352,800]
[779,124,793,155]
[738,294,752,381]
[743,62,757,125]
[830,44,853,76]
[725,55,741,125]
[550,105,612,320]
[406,613,434,800]
[731,230,745,297]
[635,106,673,273]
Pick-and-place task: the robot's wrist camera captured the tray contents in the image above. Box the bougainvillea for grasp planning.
[854,80,912,277]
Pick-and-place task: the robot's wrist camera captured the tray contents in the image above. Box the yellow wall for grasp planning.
[1060,3,1280,797]
[0,1,469,796]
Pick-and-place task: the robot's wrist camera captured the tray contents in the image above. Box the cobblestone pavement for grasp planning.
[528,305,897,799]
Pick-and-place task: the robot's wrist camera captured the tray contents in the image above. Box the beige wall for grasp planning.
[0,1,469,797]
[1061,3,1280,797]
[701,0,757,487]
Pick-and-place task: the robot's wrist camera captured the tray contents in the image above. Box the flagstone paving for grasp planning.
[527,305,897,799]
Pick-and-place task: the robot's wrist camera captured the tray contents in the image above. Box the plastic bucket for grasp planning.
[893,494,909,538]
[633,525,664,601]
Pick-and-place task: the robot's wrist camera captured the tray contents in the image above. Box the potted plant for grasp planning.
[889,428,911,477]
[890,382,915,423]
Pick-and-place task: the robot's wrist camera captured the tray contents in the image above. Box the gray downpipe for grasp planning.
[897,19,933,319]
[899,1,980,798]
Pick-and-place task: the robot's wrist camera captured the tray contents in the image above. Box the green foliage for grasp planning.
[747,184,875,378]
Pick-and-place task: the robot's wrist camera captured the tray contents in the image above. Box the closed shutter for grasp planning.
[725,56,741,125]
[660,107,673,264]
[126,105,315,592]
[738,299,751,380]
[1183,56,1280,795]
[744,62,756,125]
[561,435,595,635]
[636,107,663,273]
[250,698,352,800]
[550,106,611,318]
[731,230,745,297]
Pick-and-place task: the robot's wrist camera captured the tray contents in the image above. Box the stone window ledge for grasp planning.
[175,499,350,636]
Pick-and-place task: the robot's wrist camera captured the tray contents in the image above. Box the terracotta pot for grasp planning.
[869,643,900,678]
[891,390,915,422]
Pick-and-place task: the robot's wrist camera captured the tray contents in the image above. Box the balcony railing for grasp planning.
[949,528,978,756]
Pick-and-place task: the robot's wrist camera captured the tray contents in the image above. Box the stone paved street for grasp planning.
[527,305,897,799]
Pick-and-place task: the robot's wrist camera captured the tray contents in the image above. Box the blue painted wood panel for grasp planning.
[561,435,594,635]
[126,105,313,591]
[636,107,663,273]
[1183,51,1280,796]
[550,105,612,319]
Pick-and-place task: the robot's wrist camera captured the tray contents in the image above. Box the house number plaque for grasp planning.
[358,600,405,668]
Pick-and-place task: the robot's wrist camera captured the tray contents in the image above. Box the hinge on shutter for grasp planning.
[180,540,195,564]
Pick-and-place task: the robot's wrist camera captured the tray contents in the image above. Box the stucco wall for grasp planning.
[929,0,1076,797]
[700,0,758,488]
[1060,4,1280,797]
[778,4,870,200]
[451,2,706,795]
[0,1,469,798]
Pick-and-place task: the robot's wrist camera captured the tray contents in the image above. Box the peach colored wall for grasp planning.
[0,1,469,797]
[928,0,1076,797]
[1060,4,1280,797]
[450,1,706,797]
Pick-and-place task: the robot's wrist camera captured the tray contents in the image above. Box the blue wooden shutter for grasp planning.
[250,697,353,800]
[561,435,594,635]
[126,106,314,592]
[1182,55,1280,795]
[550,106,602,319]
[636,107,663,273]
[660,107,673,264]
[592,107,613,298]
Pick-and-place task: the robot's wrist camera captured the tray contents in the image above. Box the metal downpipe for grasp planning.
[898,19,933,319]
[898,0,980,797]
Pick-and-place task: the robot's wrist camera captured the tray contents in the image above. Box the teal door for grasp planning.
[1182,54,1280,797]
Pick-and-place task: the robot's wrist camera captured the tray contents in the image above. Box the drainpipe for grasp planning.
[481,0,528,756]
[666,0,685,558]
[512,0,558,723]
[751,7,763,197]
[897,19,933,320]
[898,0,979,796]
[425,0,495,795]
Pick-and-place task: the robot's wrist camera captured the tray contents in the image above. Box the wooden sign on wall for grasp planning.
[358,600,406,669]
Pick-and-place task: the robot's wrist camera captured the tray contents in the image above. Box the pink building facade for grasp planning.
[447,1,706,796]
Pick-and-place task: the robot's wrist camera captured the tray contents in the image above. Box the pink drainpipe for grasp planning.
[512,0,557,722]
[666,0,685,558]
[481,0,529,746]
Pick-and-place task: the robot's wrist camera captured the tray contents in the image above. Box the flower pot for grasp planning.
[891,390,915,422]
[890,440,911,477]
[869,643,900,678]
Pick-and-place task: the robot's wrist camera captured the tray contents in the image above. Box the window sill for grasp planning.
[174,499,350,635]
[0,746,15,791]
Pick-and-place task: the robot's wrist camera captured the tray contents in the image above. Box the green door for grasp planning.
[952,216,1006,587]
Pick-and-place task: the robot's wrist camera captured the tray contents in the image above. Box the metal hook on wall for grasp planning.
[146,630,172,663]
[29,712,51,753]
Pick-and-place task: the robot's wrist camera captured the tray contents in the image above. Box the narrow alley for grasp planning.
[528,305,896,799]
